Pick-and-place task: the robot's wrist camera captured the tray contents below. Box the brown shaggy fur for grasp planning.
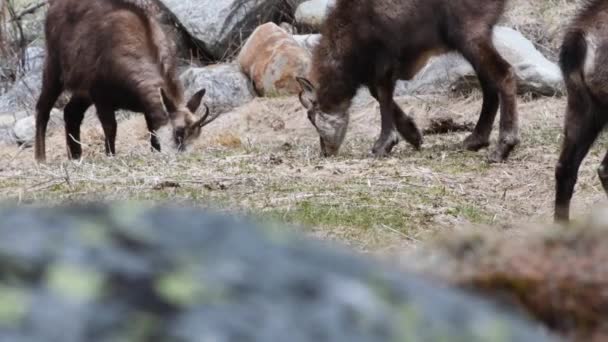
[555,0,608,221]
[35,0,213,162]
[298,0,519,162]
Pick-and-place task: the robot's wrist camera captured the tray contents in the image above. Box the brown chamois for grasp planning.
[555,0,608,222]
[296,0,519,162]
[35,0,217,162]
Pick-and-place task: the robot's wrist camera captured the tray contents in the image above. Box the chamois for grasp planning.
[555,0,608,222]
[35,0,217,162]
[297,0,519,162]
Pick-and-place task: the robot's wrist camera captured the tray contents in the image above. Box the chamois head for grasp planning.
[160,88,218,151]
[296,77,350,157]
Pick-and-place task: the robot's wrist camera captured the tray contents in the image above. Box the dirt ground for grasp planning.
[2,89,607,253]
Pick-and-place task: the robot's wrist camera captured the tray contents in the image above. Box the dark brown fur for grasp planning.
[35,0,213,162]
[298,0,518,161]
[555,0,608,221]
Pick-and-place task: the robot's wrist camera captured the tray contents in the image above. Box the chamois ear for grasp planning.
[159,88,177,115]
[296,77,317,110]
[187,88,206,113]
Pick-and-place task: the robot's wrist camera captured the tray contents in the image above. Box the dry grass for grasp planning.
[504,0,579,60]
[1,0,604,253]
[1,91,607,251]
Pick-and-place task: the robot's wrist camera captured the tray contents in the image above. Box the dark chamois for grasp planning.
[555,0,608,222]
[35,0,217,162]
[297,0,519,162]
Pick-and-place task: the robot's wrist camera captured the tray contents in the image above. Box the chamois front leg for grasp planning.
[144,111,166,152]
[369,83,400,157]
[369,82,422,157]
[392,102,422,151]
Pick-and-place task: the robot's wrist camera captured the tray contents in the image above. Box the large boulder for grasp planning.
[158,0,288,60]
[238,23,311,96]
[295,0,336,29]
[0,203,554,342]
[180,63,256,114]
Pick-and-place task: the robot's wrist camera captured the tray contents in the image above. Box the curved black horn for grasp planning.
[198,104,215,128]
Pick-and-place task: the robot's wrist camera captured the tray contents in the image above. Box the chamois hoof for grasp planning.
[371,136,399,158]
[462,134,490,152]
[401,129,423,151]
[487,138,519,164]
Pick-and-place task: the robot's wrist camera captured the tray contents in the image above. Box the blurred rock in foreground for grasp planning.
[0,203,552,342]
[403,211,608,342]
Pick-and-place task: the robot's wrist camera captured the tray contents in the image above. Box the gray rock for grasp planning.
[0,45,48,115]
[180,64,255,114]
[0,70,43,115]
[6,2,49,45]
[23,46,46,73]
[11,109,62,147]
[0,203,555,342]
[295,0,336,28]
[0,126,15,145]
[157,0,288,60]
[0,114,17,144]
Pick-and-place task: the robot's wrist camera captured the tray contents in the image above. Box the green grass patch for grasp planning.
[262,199,415,233]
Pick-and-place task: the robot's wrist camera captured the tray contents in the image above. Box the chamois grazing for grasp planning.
[297,0,519,162]
[35,0,217,162]
[555,0,608,222]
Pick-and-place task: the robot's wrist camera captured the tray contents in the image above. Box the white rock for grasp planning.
[295,0,335,28]
[293,34,321,52]
[12,109,62,147]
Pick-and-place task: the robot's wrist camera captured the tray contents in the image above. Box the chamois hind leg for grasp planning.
[461,36,519,162]
[555,103,605,222]
[95,106,118,156]
[64,96,92,160]
[369,83,399,157]
[35,59,64,162]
